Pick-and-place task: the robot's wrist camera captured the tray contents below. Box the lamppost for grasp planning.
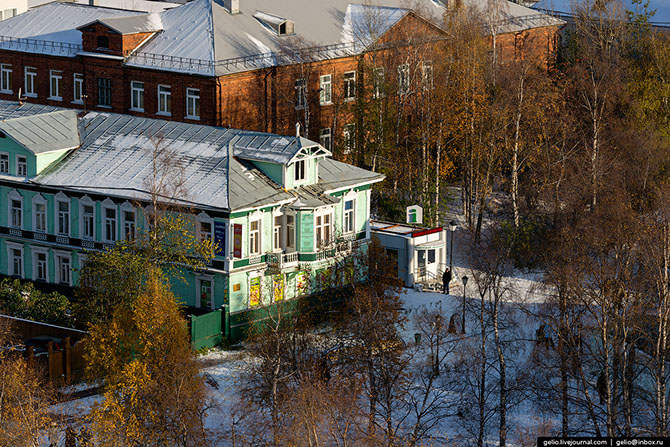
[449,221,457,271]
[461,275,468,334]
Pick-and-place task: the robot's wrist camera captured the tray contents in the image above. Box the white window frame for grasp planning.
[31,246,49,282]
[422,62,434,90]
[54,250,72,286]
[273,212,283,251]
[398,64,410,95]
[186,88,200,120]
[319,74,332,105]
[196,275,215,310]
[55,193,70,236]
[0,64,12,94]
[343,192,356,234]
[16,155,26,176]
[294,159,306,183]
[343,124,355,154]
[8,189,22,229]
[157,84,171,116]
[285,212,296,252]
[24,67,37,98]
[196,212,213,244]
[130,80,144,112]
[73,73,84,104]
[373,67,385,99]
[319,128,332,150]
[314,208,334,250]
[343,71,356,101]
[97,77,112,107]
[80,196,96,240]
[103,200,117,243]
[49,70,62,101]
[121,202,136,242]
[0,152,8,174]
[32,193,47,234]
[249,216,261,256]
[6,241,24,279]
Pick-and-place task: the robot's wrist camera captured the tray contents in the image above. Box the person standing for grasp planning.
[442,267,452,294]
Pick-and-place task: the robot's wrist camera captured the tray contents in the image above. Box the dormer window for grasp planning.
[16,155,26,176]
[253,11,294,36]
[97,35,109,49]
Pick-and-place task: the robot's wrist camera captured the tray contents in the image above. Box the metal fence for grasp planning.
[190,309,224,350]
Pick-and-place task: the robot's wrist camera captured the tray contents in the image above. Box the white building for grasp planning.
[0,0,26,21]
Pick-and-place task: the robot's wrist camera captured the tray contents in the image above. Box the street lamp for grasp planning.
[449,221,457,271]
[461,275,468,334]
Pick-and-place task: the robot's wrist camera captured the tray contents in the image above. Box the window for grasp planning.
[104,206,117,242]
[1,9,17,21]
[249,220,260,255]
[34,201,46,233]
[320,128,331,150]
[81,203,95,240]
[24,67,36,97]
[294,159,305,182]
[344,199,355,233]
[0,153,7,173]
[398,64,410,95]
[315,212,332,249]
[32,249,48,282]
[319,74,332,105]
[428,249,436,264]
[10,198,22,228]
[198,219,212,243]
[123,209,136,241]
[186,88,200,119]
[422,62,433,90]
[344,71,356,100]
[55,252,71,286]
[273,215,282,251]
[97,35,109,49]
[295,79,306,109]
[97,78,111,107]
[49,70,62,100]
[0,64,11,93]
[373,67,385,99]
[73,73,83,104]
[130,81,144,111]
[286,214,295,251]
[57,199,70,236]
[157,85,171,115]
[343,124,355,154]
[16,155,26,176]
[8,246,23,278]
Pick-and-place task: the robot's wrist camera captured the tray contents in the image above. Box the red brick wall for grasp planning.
[81,24,154,57]
[0,51,217,125]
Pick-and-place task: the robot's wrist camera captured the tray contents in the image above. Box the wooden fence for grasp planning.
[190,309,223,350]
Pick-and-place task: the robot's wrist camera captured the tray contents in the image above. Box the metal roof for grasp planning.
[2,0,563,76]
[28,0,180,13]
[0,110,81,154]
[83,13,164,35]
[0,104,378,212]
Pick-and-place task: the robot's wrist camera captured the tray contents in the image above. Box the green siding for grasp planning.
[299,211,314,252]
[252,161,284,186]
[35,150,69,175]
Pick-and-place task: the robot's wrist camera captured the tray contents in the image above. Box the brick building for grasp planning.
[0,0,562,149]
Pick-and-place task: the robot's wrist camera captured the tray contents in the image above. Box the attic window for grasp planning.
[253,11,294,36]
[97,35,109,49]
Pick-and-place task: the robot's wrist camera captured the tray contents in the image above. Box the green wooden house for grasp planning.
[0,101,383,340]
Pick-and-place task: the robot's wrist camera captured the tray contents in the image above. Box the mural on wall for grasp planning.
[249,276,260,307]
[296,271,308,296]
[273,274,284,302]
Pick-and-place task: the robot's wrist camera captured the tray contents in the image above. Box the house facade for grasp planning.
[0,0,563,153]
[0,100,383,339]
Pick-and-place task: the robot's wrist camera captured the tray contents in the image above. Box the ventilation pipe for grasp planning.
[224,0,240,15]
[89,0,98,5]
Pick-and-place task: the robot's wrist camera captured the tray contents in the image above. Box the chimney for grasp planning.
[224,0,240,15]
[89,0,98,5]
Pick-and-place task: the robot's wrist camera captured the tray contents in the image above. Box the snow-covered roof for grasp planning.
[0,110,81,154]
[89,13,164,35]
[4,0,563,76]
[28,0,180,13]
[532,0,670,27]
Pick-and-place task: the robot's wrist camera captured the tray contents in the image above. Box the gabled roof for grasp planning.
[78,13,164,35]
[0,110,81,154]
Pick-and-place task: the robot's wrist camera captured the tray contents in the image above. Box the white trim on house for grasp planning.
[53,249,72,286]
[196,274,215,310]
[7,189,22,229]
[32,193,47,234]
[31,245,49,282]
[6,240,24,278]
[79,195,96,240]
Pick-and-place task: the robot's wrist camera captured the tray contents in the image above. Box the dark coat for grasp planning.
[443,269,452,284]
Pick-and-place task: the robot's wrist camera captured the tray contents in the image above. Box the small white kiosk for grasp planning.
[370,219,447,288]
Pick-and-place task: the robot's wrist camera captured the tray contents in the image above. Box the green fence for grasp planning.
[190,309,223,350]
